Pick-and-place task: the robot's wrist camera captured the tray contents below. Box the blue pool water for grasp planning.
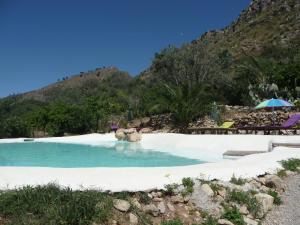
[0,142,203,168]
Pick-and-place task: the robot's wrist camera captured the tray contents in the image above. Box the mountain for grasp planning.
[20,67,133,103]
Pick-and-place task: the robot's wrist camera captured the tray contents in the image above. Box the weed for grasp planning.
[267,190,282,205]
[137,192,151,204]
[230,175,247,185]
[164,183,179,196]
[280,158,300,172]
[182,177,195,194]
[227,190,260,217]
[222,206,246,225]
[209,183,221,196]
[276,169,287,178]
[200,215,218,225]
[0,184,113,225]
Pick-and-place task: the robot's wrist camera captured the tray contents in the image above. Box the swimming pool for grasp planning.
[0,142,203,168]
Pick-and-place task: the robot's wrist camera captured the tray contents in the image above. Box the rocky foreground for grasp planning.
[107,159,300,225]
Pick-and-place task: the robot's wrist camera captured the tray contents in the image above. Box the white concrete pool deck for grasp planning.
[1,133,300,192]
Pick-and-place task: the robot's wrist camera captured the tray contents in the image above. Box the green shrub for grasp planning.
[0,184,113,225]
[209,183,221,196]
[276,169,287,178]
[182,177,195,195]
[222,206,246,225]
[267,190,282,205]
[137,192,152,204]
[200,215,218,225]
[161,219,183,225]
[164,183,179,196]
[227,190,260,217]
[230,175,247,185]
[280,158,300,172]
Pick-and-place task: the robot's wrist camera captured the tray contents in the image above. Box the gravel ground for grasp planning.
[263,174,300,225]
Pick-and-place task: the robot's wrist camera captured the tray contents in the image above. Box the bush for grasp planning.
[222,206,246,225]
[267,190,282,205]
[276,169,287,178]
[164,183,179,196]
[227,190,261,217]
[230,175,247,185]
[280,158,300,172]
[182,177,195,195]
[0,184,113,225]
[201,215,218,225]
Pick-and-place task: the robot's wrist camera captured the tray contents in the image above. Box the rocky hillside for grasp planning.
[19,67,133,103]
[140,0,300,85]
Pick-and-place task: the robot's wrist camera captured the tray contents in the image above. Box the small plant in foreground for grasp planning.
[137,192,151,204]
[276,169,287,178]
[280,158,300,172]
[230,175,247,185]
[182,177,195,195]
[267,190,282,205]
[222,206,246,225]
[227,190,261,217]
[164,183,179,196]
[209,183,221,196]
[161,219,183,225]
[200,215,218,225]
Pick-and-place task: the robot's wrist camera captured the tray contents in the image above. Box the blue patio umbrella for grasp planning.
[255,98,294,125]
[255,98,294,109]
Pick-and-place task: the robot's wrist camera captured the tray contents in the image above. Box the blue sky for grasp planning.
[0,0,251,97]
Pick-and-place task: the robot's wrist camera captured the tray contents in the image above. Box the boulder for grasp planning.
[254,193,274,217]
[127,133,142,142]
[131,198,141,209]
[265,175,285,191]
[113,199,130,212]
[243,216,258,225]
[157,202,166,214]
[201,184,214,197]
[143,204,159,217]
[129,213,138,225]
[115,129,126,140]
[218,219,234,225]
[167,202,175,212]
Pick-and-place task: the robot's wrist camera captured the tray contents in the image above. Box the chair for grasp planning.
[219,121,235,129]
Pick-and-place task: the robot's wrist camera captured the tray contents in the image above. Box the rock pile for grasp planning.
[109,170,297,225]
[115,128,142,142]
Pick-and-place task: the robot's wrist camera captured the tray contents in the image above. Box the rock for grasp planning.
[171,195,184,204]
[157,202,166,214]
[131,198,141,209]
[218,218,235,225]
[239,205,249,215]
[153,197,163,202]
[254,193,274,217]
[285,170,297,176]
[143,204,159,217]
[113,199,130,212]
[265,175,285,190]
[243,216,258,225]
[141,117,151,125]
[129,213,138,225]
[217,188,227,198]
[139,127,153,133]
[128,119,141,128]
[111,220,117,225]
[115,129,126,140]
[201,184,214,197]
[127,132,142,142]
[167,202,175,212]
